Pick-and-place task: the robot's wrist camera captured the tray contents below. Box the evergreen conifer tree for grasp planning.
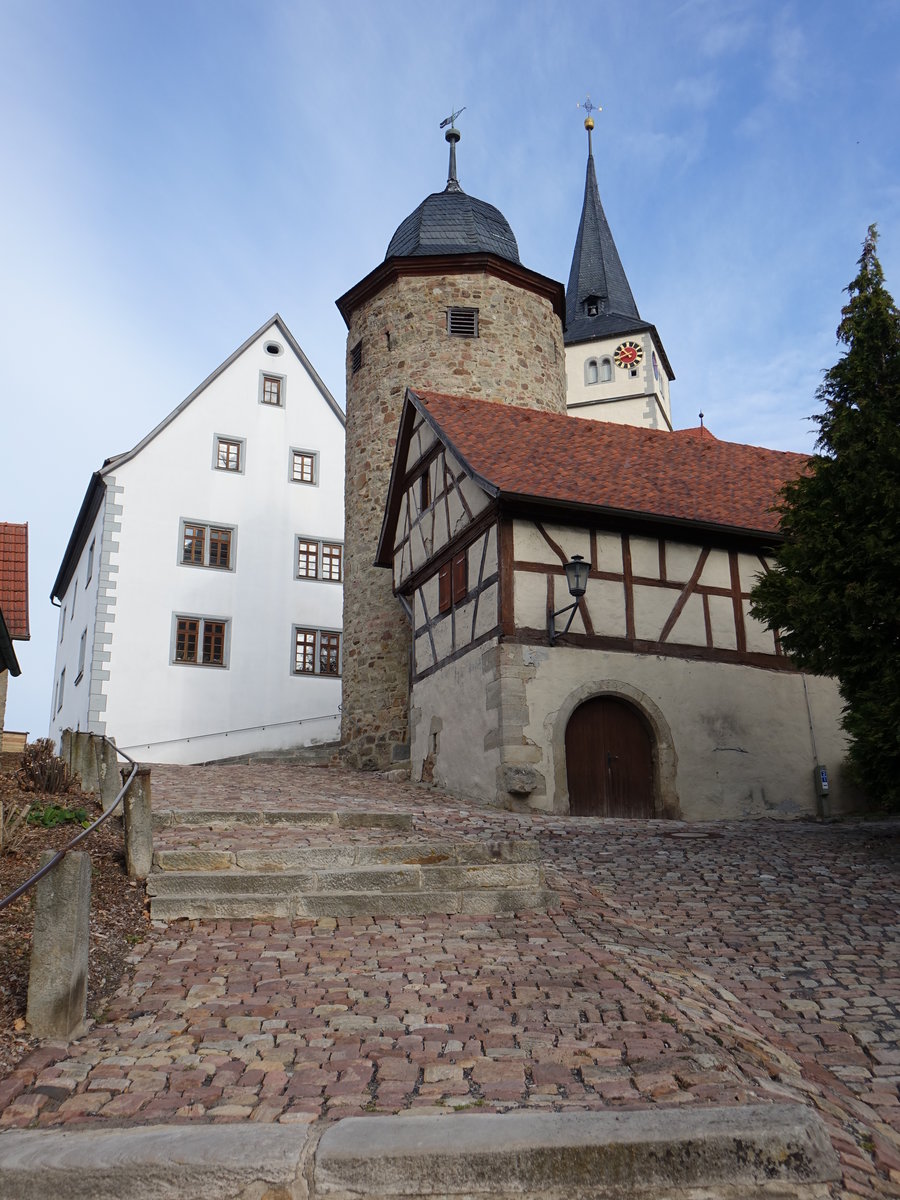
[750,226,900,809]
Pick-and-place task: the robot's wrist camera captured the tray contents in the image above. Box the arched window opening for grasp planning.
[585,359,599,385]
[600,357,613,382]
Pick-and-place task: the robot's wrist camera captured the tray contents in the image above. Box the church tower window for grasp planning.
[601,357,613,382]
[585,359,599,385]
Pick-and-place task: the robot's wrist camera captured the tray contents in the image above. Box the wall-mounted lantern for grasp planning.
[548,554,590,643]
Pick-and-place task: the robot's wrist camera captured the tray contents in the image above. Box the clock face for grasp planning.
[614,340,643,368]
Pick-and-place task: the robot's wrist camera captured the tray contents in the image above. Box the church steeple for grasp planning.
[563,102,674,431]
[565,113,642,346]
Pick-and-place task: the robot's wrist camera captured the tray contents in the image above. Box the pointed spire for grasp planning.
[565,109,642,345]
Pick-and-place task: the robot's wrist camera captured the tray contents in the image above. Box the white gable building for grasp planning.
[50,316,345,764]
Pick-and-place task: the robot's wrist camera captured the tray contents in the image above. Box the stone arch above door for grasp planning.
[548,679,679,817]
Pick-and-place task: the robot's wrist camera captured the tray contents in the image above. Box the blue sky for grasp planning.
[2,0,898,737]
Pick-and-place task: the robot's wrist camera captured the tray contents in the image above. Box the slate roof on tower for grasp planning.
[565,137,651,346]
[386,191,521,263]
[385,123,520,265]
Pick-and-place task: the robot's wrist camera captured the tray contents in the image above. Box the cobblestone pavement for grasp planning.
[1,764,898,1198]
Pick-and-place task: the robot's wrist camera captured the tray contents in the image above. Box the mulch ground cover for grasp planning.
[0,766,149,1077]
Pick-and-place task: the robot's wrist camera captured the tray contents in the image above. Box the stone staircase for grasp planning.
[147,806,554,920]
[202,741,342,767]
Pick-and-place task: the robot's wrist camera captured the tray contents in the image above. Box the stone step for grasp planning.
[248,742,340,765]
[198,741,342,767]
[148,859,542,898]
[149,886,556,921]
[152,808,413,832]
[153,839,541,872]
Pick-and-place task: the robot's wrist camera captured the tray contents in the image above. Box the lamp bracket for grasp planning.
[548,599,579,644]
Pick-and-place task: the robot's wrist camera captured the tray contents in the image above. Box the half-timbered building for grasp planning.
[376,390,851,819]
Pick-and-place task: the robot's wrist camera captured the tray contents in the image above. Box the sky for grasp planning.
[1,0,898,738]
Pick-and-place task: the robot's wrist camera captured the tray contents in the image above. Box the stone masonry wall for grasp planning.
[341,266,567,769]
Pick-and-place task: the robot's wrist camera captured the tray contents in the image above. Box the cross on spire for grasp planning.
[577,95,602,155]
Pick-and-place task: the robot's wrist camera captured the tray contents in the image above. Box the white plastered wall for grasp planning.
[410,638,501,799]
[92,327,344,763]
[525,646,851,819]
[565,330,671,429]
[49,499,106,744]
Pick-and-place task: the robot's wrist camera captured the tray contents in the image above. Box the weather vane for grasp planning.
[577,95,601,152]
[440,106,466,131]
[440,107,466,192]
[577,96,601,120]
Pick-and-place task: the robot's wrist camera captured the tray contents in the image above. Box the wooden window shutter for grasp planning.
[438,562,451,613]
[452,551,467,603]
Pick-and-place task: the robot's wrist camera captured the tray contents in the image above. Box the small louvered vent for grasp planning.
[447,307,478,338]
[350,341,362,373]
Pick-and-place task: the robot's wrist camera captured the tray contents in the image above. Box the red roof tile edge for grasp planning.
[411,391,808,538]
[0,522,30,640]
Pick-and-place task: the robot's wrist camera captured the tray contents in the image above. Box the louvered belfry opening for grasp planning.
[447,306,478,338]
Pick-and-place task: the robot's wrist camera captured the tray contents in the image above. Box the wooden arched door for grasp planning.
[565,696,655,817]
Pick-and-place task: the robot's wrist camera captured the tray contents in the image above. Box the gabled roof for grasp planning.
[100,314,344,478]
[378,391,807,562]
[51,316,343,602]
[50,474,104,603]
[671,424,719,442]
[0,523,29,640]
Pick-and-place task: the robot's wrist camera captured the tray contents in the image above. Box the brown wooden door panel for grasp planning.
[565,697,654,818]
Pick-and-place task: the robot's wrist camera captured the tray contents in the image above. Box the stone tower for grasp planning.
[336,122,567,769]
[565,111,675,429]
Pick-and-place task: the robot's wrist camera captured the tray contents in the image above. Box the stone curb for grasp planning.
[0,1104,840,1200]
[0,1123,312,1199]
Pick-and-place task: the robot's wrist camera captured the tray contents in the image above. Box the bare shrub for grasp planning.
[16,739,74,796]
[0,799,33,856]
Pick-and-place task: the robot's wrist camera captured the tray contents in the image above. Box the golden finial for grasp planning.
[577,95,601,132]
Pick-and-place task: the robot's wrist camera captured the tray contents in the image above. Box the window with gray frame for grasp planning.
[76,629,87,684]
[215,436,244,472]
[291,449,318,485]
[296,537,343,582]
[259,372,285,407]
[173,616,229,667]
[292,627,341,676]
[180,521,235,570]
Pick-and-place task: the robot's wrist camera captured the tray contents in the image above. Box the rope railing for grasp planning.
[0,734,139,913]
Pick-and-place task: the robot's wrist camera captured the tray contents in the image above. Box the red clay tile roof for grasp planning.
[671,424,718,442]
[412,392,808,537]
[0,523,29,640]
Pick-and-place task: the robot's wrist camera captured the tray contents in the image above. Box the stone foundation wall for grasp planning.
[341,265,566,769]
